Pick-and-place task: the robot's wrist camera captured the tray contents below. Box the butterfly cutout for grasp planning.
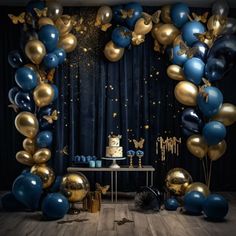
[199,79,211,103]
[192,12,209,23]
[58,218,88,224]
[8,104,18,112]
[114,218,134,225]
[101,23,112,31]
[120,9,134,19]
[47,68,56,83]
[120,30,132,38]
[141,12,152,24]
[194,30,214,43]
[74,17,87,33]
[177,41,198,58]
[60,145,69,156]
[8,12,25,24]
[151,10,161,24]
[132,32,145,45]
[34,7,48,17]
[133,138,145,149]
[96,183,110,195]
[43,110,58,124]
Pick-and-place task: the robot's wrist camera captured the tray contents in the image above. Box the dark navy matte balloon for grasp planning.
[36,131,53,148]
[42,193,69,220]
[173,45,188,66]
[165,198,180,211]
[8,87,19,104]
[38,106,54,130]
[112,5,125,25]
[8,50,24,68]
[171,3,190,28]
[203,194,229,221]
[202,121,226,145]
[192,42,209,62]
[43,53,59,69]
[124,2,143,28]
[14,91,35,112]
[53,48,66,64]
[111,27,131,48]
[184,191,205,214]
[1,192,26,211]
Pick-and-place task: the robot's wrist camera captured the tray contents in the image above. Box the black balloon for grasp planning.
[14,91,35,112]
[8,87,19,104]
[221,18,236,35]
[8,50,24,68]
[192,42,209,62]
[38,106,54,130]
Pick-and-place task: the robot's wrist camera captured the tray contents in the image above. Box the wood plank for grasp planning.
[132,211,152,236]
[147,213,169,236]
[97,206,115,231]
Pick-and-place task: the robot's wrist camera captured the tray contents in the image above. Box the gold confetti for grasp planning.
[144,125,149,130]
[113,113,117,118]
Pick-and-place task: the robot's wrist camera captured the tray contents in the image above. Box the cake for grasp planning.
[106,135,123,158]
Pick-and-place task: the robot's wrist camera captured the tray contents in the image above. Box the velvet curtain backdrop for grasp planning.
[1,6,236,191]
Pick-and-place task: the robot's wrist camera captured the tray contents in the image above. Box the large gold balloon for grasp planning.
[174,81,198,106]
[207,15,224,36]
[187,135,208,159]
[165,168,192,196]
[161,5,172,23]
[96,6,112,25]
[33,83,54,108]
[15,112,39,138]
[185,182,210,197]
[151,23,163,39]
[31,164,55,189]
[60,173,90,202]
[58,33,77,53]
[208,140,227,161]
[131,32,145,46]
[134,17,153,35]
[155,24,180,45]
[55,15,73,36]
[167,65,185,81]
[104,41,124,62]
[212,103,236,126]
[38,17,54,28]
[25,39,46,65]
[23,138,36,154]
[33,148,51,164]
[16,151,34,166]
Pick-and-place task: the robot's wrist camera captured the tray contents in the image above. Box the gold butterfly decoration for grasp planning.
[43,110,58,124]
[8,104,18,113]
[74,17,87,34]
[47,68,56,83]
[177,41,198,58]
[60,145,69,156]
[101,23,112,32]
[96,183,110,195]
[120,9,134,19]
[199,79,211,102]
[194,30,214,43]
[114,218,134,225]
[120,30,132,38]
[151,10,161,24]
[34,7,48,17]
[8,12,25,24]
[189,12,209,23]
[133,138,145,149]
[142,12,152,24]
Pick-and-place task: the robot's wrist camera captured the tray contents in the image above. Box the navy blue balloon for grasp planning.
[182,127,196,137]
[14,91,35,112]
[182,21,206,46]
[111,27,131,48]
[52,84,58,101]
[53,48,66,64]
[184,191,205,215]
[8,50,24,68]
[49,176,62,193]
[1,192,26,211]
[43,53,59,69]
[38,25,59,52]
[12,173,43,211]
[26,0,45,17]
[36,131,53,148]
[197,86,223,117]
[202,121,226,145]
[171,3,190,28]
[183,57,205,85]
[42,193,69,220]
[113,5,125,25]
[124,2,143,28]
[8,87,19,104]
[192,42,209,62]
[15,67,37,91]
[165,198,180,211]
[203,194,229,221]
[173,45,188,66]
[21,168,30,175]
[38,106,54,130]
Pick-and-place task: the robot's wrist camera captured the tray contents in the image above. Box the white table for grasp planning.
[67,165,155,203]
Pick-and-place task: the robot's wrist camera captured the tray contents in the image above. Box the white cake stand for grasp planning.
[102,157,126,168]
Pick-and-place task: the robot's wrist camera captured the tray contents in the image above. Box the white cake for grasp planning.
[106,135,123,158]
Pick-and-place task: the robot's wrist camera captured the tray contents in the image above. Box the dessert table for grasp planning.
[67,165,155,203]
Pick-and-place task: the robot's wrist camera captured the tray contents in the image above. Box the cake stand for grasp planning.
[102,157,126,168]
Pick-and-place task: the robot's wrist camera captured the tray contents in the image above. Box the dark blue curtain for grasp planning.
[1,6,236,191]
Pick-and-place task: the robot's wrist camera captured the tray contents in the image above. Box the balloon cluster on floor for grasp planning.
[4,0,90,220]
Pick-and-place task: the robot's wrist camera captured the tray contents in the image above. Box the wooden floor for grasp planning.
[0,193,236,236]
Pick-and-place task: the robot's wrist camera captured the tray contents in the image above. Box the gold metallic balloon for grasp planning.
[38,17,54,28]
[104,41,124,62]
[131,32,145,46]
[165,168,192,196]
[15,112,39,138]
[55,15,73,36]
[25,39,46,65]
[174,81,198,106]
[167,65,185,81]
[16,151,34,166]
[33,148,51,164]
[134,17,153,35]
[151,23,163,39]
[212,103,236,126]
[33,83,54,108]
[96,6,112,25]
[60,173,90,202]
[31,164,55,189]
[173,34,183,46]
[155,24,180,45]
[187,135,208,159]
[161,5,172,23]
[23,138,36,155]
[46,1,63,20]
[58,33,77,53]
[185,182,210,197]
[207,15,224,36]
[208,140,227,161]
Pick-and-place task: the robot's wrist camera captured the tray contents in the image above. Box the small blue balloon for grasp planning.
[124,2,143,28]
[112,5,125,25]
[42,193,69,220]
[39,25,59,52]
[1,192,26,211]
[203,194,228,221]
[197,86,223,117]
[14,91,35,112]
[53,48,66,64]
[36,131,53,148]
[182,21,206,46]
[38,106,54,130]
[12,173,43,211]
[111,27,131,48]
[172,45,188,66]
[15,67,37,91]
[202,121,226,145]
[183,57,205,85]
[165,198,180,211]
[192,42,209,62]
[8,87,19,104]
[43,53,59,69]
[8,50,24,68]
[52,84,58,101]
[171,3,190,28]
[184,191,206,215]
